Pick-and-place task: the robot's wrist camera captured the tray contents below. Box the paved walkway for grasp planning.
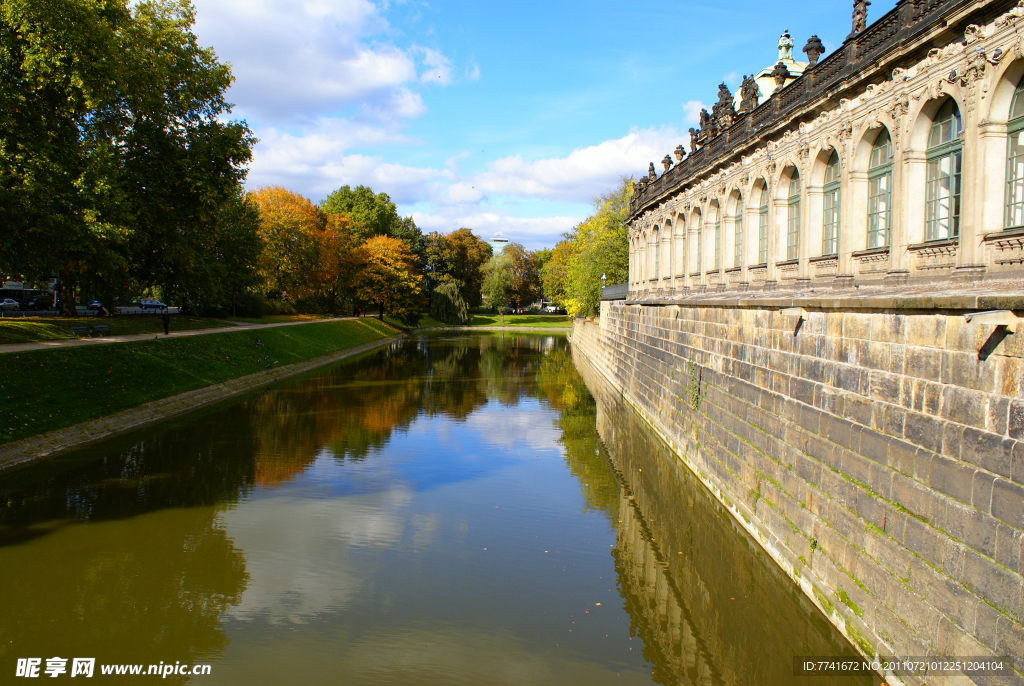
[0,317,359,355]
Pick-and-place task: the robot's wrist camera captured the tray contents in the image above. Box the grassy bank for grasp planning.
[402,314,572,330]
[0,316,231,345]
[1,319,395,445]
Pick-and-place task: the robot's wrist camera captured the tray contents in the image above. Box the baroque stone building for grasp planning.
[629,0,1024,295]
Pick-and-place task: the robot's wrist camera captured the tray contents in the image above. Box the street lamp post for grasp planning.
[600,273,607,289]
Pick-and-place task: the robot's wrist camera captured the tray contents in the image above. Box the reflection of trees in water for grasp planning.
[535,346,621,521]
[570,348,872,686]
[0,506,247,684]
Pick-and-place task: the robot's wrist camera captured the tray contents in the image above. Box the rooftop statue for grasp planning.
[689,127,699,152]
[674,145,686,162]
[648,162,657,180]
[712,83,737,130]
[803,35,825,66]
[849,0,870,38]
[738,75,760,113]
[662,155,673,172]
[777,28,794,61]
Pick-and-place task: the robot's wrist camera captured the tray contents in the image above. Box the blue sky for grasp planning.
[192,0,897,250]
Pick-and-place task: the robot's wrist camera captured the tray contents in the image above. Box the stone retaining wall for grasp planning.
[571,301,1024,686]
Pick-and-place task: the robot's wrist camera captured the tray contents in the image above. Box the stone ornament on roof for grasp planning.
[738,75,760,113]
[771,61,791,90]
[648,162,657,180]
[662,155,673,171]
[849,0,870,39]
[803,35,825,66]
[674,145,686,162]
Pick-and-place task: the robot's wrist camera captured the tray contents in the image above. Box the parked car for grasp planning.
[86,300,103,310]
[138,299,167,310]
[1,298,20,311]
[21,295,45,311]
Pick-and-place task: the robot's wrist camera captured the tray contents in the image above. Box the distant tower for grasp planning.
[488,232,510,254]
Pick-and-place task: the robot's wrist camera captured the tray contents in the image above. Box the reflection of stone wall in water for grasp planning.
[574,348,869,686]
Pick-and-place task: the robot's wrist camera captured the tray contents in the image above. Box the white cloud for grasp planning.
[193,0,456,125]
[469,127,682,204]
[724,71,742,88]
[417,47,453,85]
[682,100,707,128]
[412,211,580,249]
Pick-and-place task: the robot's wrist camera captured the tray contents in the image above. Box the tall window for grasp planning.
[733,196,744,268]
[925,99,962,241]
[652,227,660,279]
[712,206,721,270]
[1007,77,1024,228]
[822,151,840,255]
[867,129,892,248]
[787,172,801,260]
[758,184,769,264]
[696,216,703,274]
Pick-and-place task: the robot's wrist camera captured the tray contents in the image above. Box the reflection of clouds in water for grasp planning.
[220,486,415,624]
[462,401,562,452]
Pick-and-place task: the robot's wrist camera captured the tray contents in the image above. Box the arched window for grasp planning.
[758,184,769,264]
[651,227,660,279]
[925,99,962,240]
[787,172,801,260]
[1006,78,1024,228]
[867,129,892,248]
[712,205,721,270]
[822,151,840,255]
[734,196,744,268]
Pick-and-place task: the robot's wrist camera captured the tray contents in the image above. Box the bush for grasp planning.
[430,281,470,325]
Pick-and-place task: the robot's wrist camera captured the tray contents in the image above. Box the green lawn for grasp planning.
[400,313,572,329]
[225,314,338,324]
[0,316,231,345]
[467,314,572,328]
[1,318,396,445]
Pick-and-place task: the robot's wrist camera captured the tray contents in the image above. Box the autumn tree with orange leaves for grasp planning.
[248,185,355,307]
[351,235,424,322]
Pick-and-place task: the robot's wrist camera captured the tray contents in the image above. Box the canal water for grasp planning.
[0,334,867,685]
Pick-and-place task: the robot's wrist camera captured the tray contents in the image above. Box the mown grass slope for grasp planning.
[0,316,230,345]
[1,319,396,445]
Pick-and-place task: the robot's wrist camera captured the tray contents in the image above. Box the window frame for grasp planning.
[867,129,893,249]
[758,184,769,264]
[734,196,744,268]
[822,151,840,256]
[1006,78,1024,230]
[786,173,801,261]
[925,100,962,241]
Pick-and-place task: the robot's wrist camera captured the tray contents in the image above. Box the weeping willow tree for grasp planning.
[430,280,469,325]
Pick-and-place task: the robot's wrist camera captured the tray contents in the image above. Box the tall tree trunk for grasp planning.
[59,267,77,317]
[378,302,384,321]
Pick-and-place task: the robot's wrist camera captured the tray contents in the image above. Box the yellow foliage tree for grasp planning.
[351,235,424,322]
[249,186,352,305]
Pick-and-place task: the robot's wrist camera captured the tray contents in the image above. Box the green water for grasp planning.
[0,334,866,684]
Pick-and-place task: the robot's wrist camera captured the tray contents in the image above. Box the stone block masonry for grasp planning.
[572,299,1024,686]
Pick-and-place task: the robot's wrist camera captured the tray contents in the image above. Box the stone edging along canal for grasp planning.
[0,334,405,474]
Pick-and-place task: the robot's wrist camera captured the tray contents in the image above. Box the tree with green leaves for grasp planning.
[0,0,257,314]
[430,281,469,325]
[319,185,424,258]
[423,228,491,306]
[542,177,632,316]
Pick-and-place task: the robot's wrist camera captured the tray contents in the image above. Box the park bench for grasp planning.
[71,326,89,338]
[91,325,110,337]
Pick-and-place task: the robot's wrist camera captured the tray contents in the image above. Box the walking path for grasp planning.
[0,317,357,355]
[0,318,571,355]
